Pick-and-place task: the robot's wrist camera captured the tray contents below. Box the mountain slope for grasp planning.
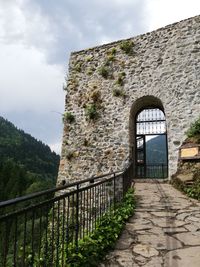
[146,135,167,164]
[0,116,60,201]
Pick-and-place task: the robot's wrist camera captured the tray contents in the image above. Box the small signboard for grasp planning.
[180,144,200,160]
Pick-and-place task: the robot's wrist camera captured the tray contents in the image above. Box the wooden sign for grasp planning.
[180,145,200,160]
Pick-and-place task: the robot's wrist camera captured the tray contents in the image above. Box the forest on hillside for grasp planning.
[146,135,167,164]
[0,116,60,201]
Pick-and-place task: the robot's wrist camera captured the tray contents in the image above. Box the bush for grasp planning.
[112,88,125,97]
[120,40,134,54]
[171,176,200,200]
[74,61,83,72]
[186,117,200,138]
[85,104,98,120]
[63,112,75,123]
[116,72,126,86]
[98,65,109,79]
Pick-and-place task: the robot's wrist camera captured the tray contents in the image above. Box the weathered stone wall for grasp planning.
[58,15,200,184]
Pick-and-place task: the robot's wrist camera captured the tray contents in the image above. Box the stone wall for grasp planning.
[58,15,200,184]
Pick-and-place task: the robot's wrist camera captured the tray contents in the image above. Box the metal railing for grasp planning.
[0,162,134,267]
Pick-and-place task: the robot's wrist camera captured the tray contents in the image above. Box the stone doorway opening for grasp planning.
[129,96,168,179]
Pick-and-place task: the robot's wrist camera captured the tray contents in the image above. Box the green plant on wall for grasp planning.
[115,72,126,86]
[74,61,83,72]
[98,65,109,79]
[120,40,134,54]
[109,48,117,55]
[105,55,115,65]
[112,88,125,97]
[85,104,98,120]
[68,76,79,90]
[63,112,75,123]
[89,89,101,103]
[85,55,93,62]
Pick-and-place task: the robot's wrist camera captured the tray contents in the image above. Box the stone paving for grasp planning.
[100,181,200,267]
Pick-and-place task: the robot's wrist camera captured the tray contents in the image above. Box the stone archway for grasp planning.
[129,96,168,178]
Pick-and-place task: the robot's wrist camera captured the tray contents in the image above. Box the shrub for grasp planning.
[67,76,79,91]
[112,88,125,97]
[120,40,134,54]
[98,65,109,79]
[85,104,98,120]
[171,176,200,200]
[105,54,115,65]
[110,48,117,55]
[63,112,75,123]
[186,117,200,138]
[89,90,101,103]
[74,61,83,72]
[116,72,126,86]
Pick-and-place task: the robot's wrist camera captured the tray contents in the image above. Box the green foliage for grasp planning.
[98,65,109,79]
[67,76,79,91]
[112,88,125,97]
[0,116,59,201]
[106,55,115,64]
[85,104,98,121]
[120,40,134,54]
[172,176,200,200]
[63,112,75,123]
[184,185,200,199]
[74,61,83,72]
[115,72,126,86]
[66,188,136,266]
[89,90,101,103]
[186,116,200,138]
[109,48,117,55]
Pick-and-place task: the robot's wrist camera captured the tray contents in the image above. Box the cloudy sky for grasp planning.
[1,0,200,154]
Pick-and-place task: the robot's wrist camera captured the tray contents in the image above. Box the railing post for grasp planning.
[75,184,79,252]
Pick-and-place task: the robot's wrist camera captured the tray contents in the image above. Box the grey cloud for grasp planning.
[21,0,147,64]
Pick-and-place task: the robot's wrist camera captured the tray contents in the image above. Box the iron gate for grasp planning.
[135,108,168,178]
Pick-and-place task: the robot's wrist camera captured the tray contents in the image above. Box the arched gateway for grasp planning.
[58,15,200,185]
[129,96,168,178]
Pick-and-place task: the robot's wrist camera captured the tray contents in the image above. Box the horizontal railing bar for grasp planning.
[0,170,123,209]
[0,173,123,221]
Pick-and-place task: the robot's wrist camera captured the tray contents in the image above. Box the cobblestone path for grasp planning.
[100,181,200,267]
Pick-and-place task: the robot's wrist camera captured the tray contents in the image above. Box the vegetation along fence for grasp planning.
[0,162,134,267]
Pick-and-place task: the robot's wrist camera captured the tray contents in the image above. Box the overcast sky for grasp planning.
[1,0,200,154]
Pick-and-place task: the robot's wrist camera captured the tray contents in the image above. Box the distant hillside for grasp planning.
[146,135,167,164]
[0,116,60,201]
